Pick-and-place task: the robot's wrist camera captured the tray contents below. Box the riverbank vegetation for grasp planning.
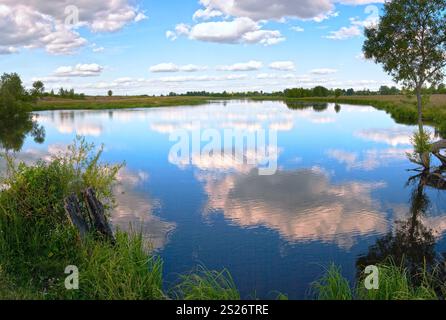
[0,138,243,300]
[313,263,442,300]
[33,95,211,111]
[288,94,446,135]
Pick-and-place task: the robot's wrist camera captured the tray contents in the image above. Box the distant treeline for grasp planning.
[168,90,283,97]
[284,85,446,98]
[11,72,446,100]
[44,88,85,100]
[166,84,446,99]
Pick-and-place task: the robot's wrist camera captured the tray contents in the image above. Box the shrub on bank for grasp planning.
[0,137,166,300]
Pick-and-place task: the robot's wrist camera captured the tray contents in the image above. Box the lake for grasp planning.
[8,100,446,299]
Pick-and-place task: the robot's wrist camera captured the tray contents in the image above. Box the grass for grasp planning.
[0,137,165,300]
[174,266,240,300]
[33,96,212,111]
[312,262,442,300]
[312,265,354,300]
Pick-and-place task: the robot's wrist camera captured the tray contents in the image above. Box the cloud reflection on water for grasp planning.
[198,168,389,249]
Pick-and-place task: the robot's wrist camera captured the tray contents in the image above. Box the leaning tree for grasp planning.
[363,0,446,167]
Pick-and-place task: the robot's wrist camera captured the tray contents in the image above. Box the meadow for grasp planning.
[33,96,211,111]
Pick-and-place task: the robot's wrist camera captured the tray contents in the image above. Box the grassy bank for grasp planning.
[0,138,240,300]
[313,263,444,300]
[33,96,212,111]
[286,94,446,134]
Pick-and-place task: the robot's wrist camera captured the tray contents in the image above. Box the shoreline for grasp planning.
[33,94,446,135]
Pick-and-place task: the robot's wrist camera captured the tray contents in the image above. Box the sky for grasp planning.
[0,0,397,95]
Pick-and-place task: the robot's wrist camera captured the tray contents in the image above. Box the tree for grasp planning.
[334,89,343,99]
[0,73,26,101]
[312,86,329,97]
[379,85,391,95]
[32,80,45,98]
[363,0,446,133]
[0,73,45,151]
[108,90,113,97]
[345,88,355,96]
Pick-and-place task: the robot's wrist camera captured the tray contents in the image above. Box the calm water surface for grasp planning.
[12,100,446,299]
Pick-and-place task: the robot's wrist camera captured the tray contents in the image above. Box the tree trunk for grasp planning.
[431,139,446,166]
[416,86,431,169]
[416,86,424,133]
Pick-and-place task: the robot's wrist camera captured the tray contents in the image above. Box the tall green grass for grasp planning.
[174,266,241,300]
[311,265,353,300]
[0,137,165,300]
[312,262,441,300]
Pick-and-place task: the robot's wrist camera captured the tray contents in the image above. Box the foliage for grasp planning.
[32,81,45,98]
[0,137,123,297]
[356,263,438,300]
[364,0,446,90]
[0,73,45,151]
[174,266,240,300]
[313,262,441,300]
[407,129,433,167]
[61,232,165,300]
[311,265,353,300]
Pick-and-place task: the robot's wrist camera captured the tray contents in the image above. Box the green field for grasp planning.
[33,96,212,111]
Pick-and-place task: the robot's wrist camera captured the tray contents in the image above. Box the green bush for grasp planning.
[0,137,167,300]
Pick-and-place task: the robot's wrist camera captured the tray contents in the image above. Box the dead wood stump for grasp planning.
[64,188,115,244]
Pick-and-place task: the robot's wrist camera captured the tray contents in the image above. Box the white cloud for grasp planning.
[217,60,263,72]
[269,61,296,71]
[198,0,383,21]
[243,30,285,46]
[291,26,304,32]
[170,1,383,46]
[0,1,145,54]
[54,64,104,77]
[310,68,338,75]
[325,5,381,40]
[193,7,223,21]
[166,30,177,41]
[180,64,208,72]
[150,63,180,73]
[199,0,334,21]
[0,46,18,55]
[312,10,339,23]
[169,17,285,46]
[149,63,208,73]
[92,46,105,53]
[326,25,362,40]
